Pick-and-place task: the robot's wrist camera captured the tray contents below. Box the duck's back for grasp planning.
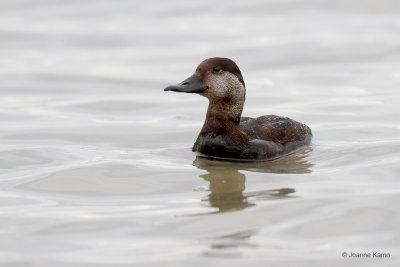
[239,115,312,160]
[240,115,312,145]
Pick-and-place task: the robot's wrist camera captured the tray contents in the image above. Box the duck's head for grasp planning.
[164,57,246,105]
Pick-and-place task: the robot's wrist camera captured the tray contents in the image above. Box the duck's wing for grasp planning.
[239,115,312,146]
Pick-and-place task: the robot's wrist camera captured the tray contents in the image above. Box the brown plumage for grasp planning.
[164,57,312,161]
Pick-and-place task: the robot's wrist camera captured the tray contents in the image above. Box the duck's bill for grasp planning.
[164,74,208,93]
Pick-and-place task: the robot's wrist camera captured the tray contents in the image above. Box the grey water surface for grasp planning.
[1,0,400,266]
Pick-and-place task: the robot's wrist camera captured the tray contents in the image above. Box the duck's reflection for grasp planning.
[199,166,252,212]
[193,148,313,213]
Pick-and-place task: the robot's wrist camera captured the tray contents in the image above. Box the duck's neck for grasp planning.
[200,99,244,134]
[192,99,248,153]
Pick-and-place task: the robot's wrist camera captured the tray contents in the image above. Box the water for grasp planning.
[1,0,400,266]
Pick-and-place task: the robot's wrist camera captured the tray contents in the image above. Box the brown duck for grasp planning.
[164,57,312,161]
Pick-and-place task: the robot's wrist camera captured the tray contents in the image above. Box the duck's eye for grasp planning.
[213,67,222,73]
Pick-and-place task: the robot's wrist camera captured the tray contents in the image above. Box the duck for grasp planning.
[164,57,312,161]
